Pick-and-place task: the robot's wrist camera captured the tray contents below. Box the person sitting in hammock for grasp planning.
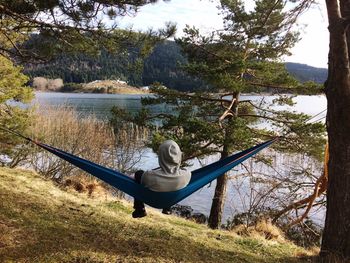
[133,140,191,218]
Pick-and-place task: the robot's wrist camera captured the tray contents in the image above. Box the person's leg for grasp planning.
[132,170,147,218]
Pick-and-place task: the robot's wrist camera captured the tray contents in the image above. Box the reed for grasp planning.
[26,104,149,196]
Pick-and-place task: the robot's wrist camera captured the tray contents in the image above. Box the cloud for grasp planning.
[115,0,329,68]
[116,0,223,36]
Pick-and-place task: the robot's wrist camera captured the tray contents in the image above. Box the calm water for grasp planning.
[34,92,327,117]
[33,92,327,223]
[33,92,165,119]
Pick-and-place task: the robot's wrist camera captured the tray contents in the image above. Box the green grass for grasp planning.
[0,167,316,262]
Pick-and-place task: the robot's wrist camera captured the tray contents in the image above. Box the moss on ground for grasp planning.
[0,167,316,262]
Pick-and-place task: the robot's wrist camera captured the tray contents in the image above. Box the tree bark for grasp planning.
[208,93,239,229]
[320,0,350,260]
[208,147,229,229]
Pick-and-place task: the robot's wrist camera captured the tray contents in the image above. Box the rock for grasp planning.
[170,204,208,224]
[191,213,208,224]
[171,204,193,218]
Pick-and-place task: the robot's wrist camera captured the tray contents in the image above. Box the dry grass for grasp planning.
[27,104,114,179]
[25,104,148,183]
[232,219,285,243]
[82,80,149,94]
[0,167,318,263]
[64,175,108,198]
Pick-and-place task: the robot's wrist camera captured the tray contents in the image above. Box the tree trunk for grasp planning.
[320,0,350,260]
[208,148,229,229]
[208,93,239,229]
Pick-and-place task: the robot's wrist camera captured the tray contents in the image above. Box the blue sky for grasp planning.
[116,0,328,68]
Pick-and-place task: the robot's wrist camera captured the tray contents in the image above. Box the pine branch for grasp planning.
[238,114,293,124]
[241,100,280,115]
[0,4,98,33]
[247,81,293,90]
[188,42,232,64]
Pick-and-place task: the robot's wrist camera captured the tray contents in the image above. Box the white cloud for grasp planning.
[116,0,223,36]
[116,0,329,68]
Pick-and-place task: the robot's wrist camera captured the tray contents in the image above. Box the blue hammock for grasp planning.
[31,138,279,208]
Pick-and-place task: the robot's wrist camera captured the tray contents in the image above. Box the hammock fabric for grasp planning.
[29,137,279,208]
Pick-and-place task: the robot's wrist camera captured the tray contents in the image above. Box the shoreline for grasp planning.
[34,89,150,95]
[33,79,150,95]
[34,90,326,97]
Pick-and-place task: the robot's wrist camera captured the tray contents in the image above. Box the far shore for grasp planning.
[34,90,267,96]
[34,89,150,95]
[33,79,150,95]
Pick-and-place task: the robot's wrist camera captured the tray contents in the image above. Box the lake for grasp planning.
[33,92,327,118]
[33,92,327,224]
[33,92,163,119]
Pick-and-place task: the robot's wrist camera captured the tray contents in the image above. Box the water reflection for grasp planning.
[34,92,327,118]
[33,92,164,119]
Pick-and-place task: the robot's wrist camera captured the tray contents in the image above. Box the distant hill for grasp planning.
[24,40,327,91]
[285,62,327,84]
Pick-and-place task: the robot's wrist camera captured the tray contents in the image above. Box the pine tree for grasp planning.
[0,55,33,167]
[320,1,350,260]
[171,0,325,229]
[0,0,174,165]
[0,1,175,61]
[111,0,326,229]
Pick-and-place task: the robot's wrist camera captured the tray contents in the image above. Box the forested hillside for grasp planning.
[24,40,327,91]
[24,48,142,86]
[285,63,327,84]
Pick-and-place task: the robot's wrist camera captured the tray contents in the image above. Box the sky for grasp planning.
[116,0,329,68]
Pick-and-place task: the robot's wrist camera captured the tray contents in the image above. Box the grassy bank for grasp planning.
[0,167,316,262]
[81,80,149,94]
